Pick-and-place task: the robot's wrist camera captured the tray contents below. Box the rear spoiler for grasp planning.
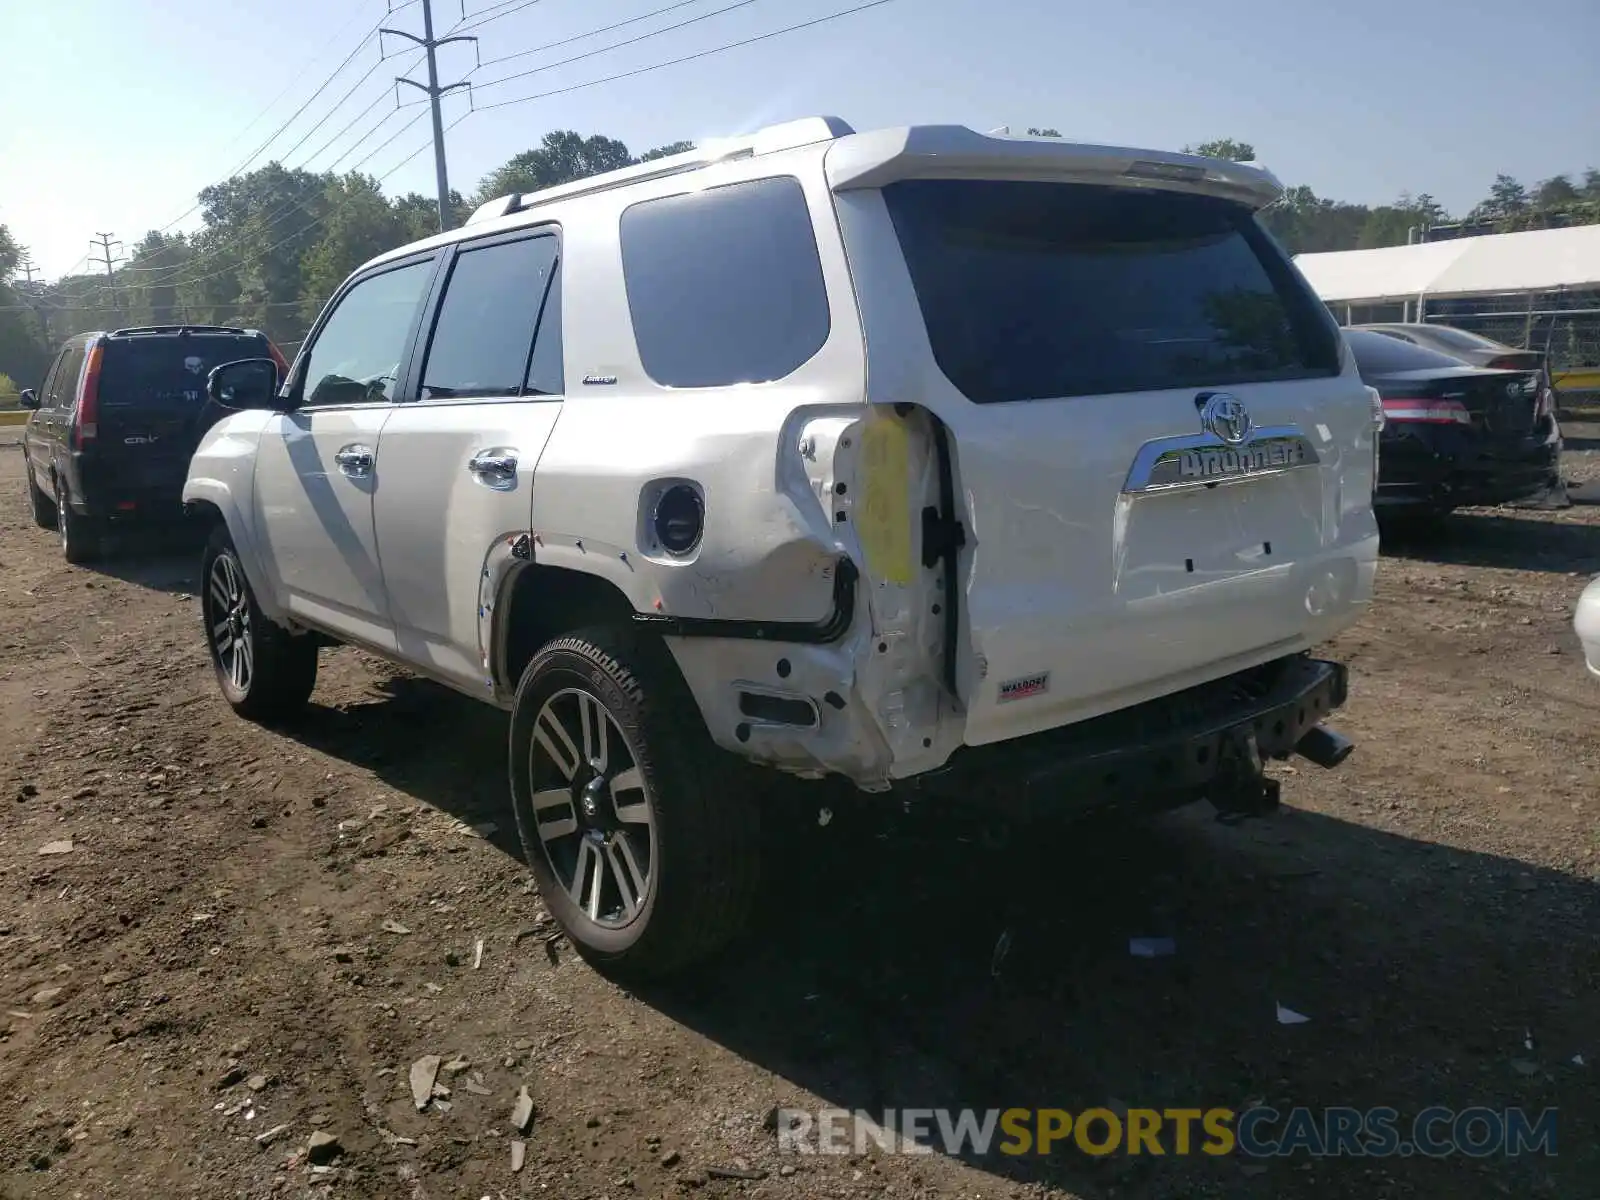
[824,126,1283,211]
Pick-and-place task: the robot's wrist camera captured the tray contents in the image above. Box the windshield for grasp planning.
[881,179,1341,404]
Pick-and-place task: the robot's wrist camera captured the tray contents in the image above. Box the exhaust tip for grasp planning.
[1295,724,1354,769]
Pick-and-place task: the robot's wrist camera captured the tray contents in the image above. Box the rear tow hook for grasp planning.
[1210,727,1281,825]
[1294,724,1354,769]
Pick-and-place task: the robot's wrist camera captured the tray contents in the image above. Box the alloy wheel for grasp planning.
[525,688,656,929]
[207,553,254,694]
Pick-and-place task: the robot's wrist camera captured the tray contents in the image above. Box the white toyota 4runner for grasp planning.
[185,118,1380,976]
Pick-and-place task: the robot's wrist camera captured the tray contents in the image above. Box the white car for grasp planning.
[1576,576,1600,677]
[184,117,1381,976]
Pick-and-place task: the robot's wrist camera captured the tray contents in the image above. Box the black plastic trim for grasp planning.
[632,557,858,643]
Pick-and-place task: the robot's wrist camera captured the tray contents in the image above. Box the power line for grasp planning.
[142,112,469,296]
[144,3,420,240]
[476,0,898,111]
[131,104,431,290]
[472,0,763,92]
[141,110,441,294]
[476,0,709,70]
[451,0,545,34]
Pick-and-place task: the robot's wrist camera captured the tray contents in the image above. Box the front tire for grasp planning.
[508,629,760,979]
[202,526,318,721]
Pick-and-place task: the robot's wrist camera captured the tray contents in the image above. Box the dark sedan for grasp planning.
[1346,328,1561,522]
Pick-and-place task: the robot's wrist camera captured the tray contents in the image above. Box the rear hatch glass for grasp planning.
[881,179,1341,403]
[95,333,270,483]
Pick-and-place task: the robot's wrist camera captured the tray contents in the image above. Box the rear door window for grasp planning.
[882,179,1341,404]
[420,234,559,400]
[100,335,269,410]
[620,176,830,388]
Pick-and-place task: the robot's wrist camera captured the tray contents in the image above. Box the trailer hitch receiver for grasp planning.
[1210,726,1281,824]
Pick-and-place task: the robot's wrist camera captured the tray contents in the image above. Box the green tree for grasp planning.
[474,131,636,202]
[1534,174,1580,210]
[1026,127,1061,137]
[298,173,409,323]
[1184,138,1256,162]
[1470,173,1530,223]
[639,140,695,161]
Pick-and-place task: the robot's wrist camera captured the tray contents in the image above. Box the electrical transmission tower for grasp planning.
[382,0,475,233]
[90,232,125,319]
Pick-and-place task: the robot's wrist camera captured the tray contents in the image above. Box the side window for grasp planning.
[38,351,67,407]
[53,345,86,410]
[620,176,830,388]
[525,260,563,396]
[300,259,433,408]
[420,235,559,400]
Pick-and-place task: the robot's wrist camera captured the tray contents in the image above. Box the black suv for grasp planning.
[20,325,287,562]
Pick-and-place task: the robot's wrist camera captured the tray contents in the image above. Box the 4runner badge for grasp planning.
[997,671,1050,704]
[1121,426,1322,494]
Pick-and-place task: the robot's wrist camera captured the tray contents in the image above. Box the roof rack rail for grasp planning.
[109,324,252,337]
[464,116,854,226]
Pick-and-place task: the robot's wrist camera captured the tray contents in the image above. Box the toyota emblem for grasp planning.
[1198,393,1253,445]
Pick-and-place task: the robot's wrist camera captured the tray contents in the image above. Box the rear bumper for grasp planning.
[1376,427,1560,510]
[897,654,1348,813]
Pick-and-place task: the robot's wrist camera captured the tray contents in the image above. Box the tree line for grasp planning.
[3,129,1597,397]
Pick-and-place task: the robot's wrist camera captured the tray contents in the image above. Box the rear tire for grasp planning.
[56,482,100,564]
[508,628,760,980]
[27,469,57,530]
[201,526,318,722]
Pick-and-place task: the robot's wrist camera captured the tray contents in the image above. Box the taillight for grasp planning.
[1380,397,1472,425]
[267,341,290,380]
[74,342,103,450]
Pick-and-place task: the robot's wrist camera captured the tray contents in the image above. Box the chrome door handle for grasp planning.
[334,444,374,478]
[468,448,519,491]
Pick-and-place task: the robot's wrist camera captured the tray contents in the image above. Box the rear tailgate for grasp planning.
[94,333,269,492]
[829,133,1380,748]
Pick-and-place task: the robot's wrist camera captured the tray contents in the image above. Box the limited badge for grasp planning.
[997,671,1050,704]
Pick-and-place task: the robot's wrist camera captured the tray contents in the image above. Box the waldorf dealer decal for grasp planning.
[997,672,1050,704]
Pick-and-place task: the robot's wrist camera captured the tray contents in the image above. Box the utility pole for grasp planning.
[90,232,125,322]
[383,0,475,233]
[15,255,50,343]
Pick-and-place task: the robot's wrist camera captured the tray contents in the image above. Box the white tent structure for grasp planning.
[1294,224,1600,311]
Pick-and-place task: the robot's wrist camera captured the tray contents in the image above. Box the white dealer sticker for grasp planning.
[997,672,1050,704]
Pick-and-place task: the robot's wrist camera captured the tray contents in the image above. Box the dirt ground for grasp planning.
[1,423,1598,1200]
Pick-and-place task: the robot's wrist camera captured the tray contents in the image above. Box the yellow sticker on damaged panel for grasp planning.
[855,416,914,586]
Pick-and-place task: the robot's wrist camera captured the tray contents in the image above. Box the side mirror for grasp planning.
[18,388,39,410]
[207,358,282,411]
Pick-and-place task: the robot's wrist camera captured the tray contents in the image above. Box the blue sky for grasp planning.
[3,0,1596,278]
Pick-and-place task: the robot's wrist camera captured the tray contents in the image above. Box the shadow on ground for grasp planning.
[81,526,203,596]
[282,672,1600,1200]
[1382,510,1600,576]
